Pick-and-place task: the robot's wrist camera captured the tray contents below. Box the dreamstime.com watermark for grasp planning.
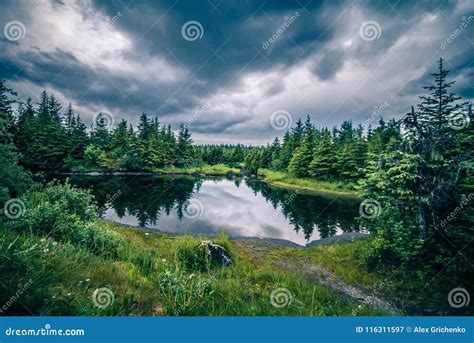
[3,20,26,41]
[270,288,293,308]
[92,287,115,309]
[181,20,204,41]
[188,101,212,126]
[262,12,300,50]
[371,278,393,296]
[103,11,123,33]
[359,199,382,219]
[270,109,293,131]
[183,199,204,219]
[364,101,389,127]
[447,110,471,131]
[5,324,85,337]
[98,190,123,213]
[437,193,473,229]
[0,279,33,314]
[448,287,470,308]
[359,21,382,41]
[93,110,115,131]
[3,198,26,219]
[0,118,15,135]
[262,191,299,228]
[440,15,474,49]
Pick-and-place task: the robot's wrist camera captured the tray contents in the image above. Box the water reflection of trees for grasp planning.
[67,176,360,240]
[67,176,199,227]
[245,180,361,240]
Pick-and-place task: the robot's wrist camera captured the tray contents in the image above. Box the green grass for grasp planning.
[272,241,381,288]
[0,219,394,316]
[2,181,456,316]
[268,240,464,316]
[154,164,240,176]
[68,163,241,177]
[258,169,359,196]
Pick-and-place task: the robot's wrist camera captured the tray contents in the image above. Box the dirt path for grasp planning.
[234,239,399,314]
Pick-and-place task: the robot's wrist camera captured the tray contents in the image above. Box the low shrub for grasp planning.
[27,180,98,222]
[6,182,125,259]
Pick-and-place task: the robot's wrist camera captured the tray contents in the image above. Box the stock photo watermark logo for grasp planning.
[3,198,26,219]
[447,110,470,131]
[270,288,293,308]
[262,192,299,228]
[0,117,16,135]
[181,21,204,41]
[359,21,382,41]
[5,323,85,337]
[359,199,382,219]
[92,287,115,309]
[438,193,473,229]
[188,101,212,126]
[440,15,474,50]
[103,11,123,33]
[4,20,26,41]
[270,110,293,131]
[183,199,204,219]
[0,279,33,314]
[364,101,389,127]
[262,11,300,50]
[93,110,115,131]
[448,288,470,308]
[97,190,123,213]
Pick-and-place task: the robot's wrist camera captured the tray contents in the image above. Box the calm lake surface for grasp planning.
[67,176,362,246]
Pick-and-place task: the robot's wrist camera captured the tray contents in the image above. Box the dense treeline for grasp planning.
[188,115,402,186]
[3,78,401,182]
[3,80,402,179]
[241,116,401,180]
[242,60,472,285]
[1,58,472,293]
[360,59,473,276]
[5,90,195,172]
[196,144,247,167]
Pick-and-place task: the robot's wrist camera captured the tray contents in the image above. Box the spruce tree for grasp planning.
[176,124,194,166]
[70,114,88,160]
[90,113,111,151]
[309,129,336,179]
[288,129,315,177]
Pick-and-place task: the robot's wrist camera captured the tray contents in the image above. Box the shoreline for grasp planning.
[55,170,360,197]
[99,219,370,248]
[55,170,240,178]
[259,178,361,198]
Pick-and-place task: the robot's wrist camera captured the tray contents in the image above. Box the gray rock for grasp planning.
[198,240,233,267]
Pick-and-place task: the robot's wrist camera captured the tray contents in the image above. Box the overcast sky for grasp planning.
[0,0,473,144]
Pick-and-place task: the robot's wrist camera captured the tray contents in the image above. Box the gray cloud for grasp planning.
[0,0,472,143]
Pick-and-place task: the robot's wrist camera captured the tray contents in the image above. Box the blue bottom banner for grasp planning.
[0,316,472,343]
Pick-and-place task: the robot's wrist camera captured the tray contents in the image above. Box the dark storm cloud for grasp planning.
[0,0,472,143]
[94,0,335,86]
